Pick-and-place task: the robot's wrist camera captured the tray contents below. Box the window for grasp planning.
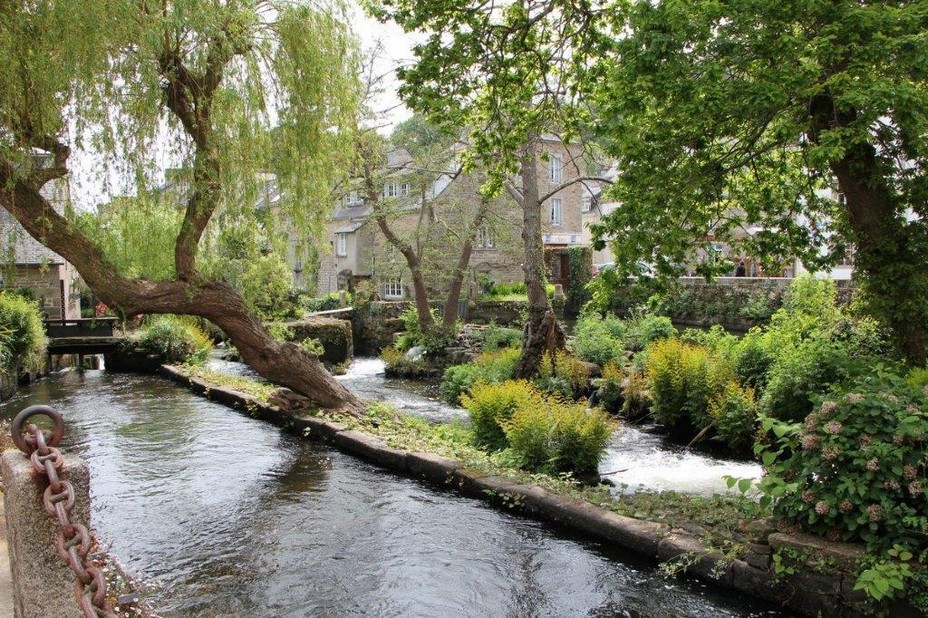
[336,233,348,256]
[549,153,563,184]
[382,277,403,298]
[476,224,495,249]
[581,195,592,213]
[550,198,563,226]
[383,182,410,198]
[345,190,361,206]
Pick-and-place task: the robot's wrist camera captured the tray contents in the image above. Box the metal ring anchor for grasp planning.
[11,405,64,454]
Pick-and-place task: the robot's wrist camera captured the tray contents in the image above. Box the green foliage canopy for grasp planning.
[589,0,928,361]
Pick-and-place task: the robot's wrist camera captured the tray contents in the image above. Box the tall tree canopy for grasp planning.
[376,0,928,364]
[0,0,365,412]
[592,0,928,363]
[371,0,608,375]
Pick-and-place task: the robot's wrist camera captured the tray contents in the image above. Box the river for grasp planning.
[0,367,779,616]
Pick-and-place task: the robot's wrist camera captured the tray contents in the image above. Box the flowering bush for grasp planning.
[757,371,928,552]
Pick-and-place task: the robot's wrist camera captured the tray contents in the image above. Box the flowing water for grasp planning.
[1,367,779,616]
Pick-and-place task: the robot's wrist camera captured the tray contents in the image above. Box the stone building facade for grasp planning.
[317,136,606,300]
[0,161,80,320]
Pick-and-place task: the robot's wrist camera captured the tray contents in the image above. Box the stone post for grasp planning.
[2,449,90,618]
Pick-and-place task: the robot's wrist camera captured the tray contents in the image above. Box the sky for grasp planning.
[348,2,416,130]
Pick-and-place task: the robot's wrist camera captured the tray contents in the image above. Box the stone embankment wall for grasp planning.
[161,364,897,617]
[272,316,353,366]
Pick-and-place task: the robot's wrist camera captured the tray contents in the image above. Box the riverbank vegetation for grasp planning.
[0,291,47,376]
[420,276,928,608]
[135,316,212,366]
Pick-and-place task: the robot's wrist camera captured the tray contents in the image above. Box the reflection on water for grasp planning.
[0,369,780,616]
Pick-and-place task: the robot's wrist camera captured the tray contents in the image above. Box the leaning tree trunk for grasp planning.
[0,171,366,415]
[514,146,566,379]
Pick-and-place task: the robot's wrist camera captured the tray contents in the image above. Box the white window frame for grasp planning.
[346,190,361,206]
[549,153,563,184]
[476,224,495,249]
[384,182,409,198]
[550,198,563,226]
[382,277,403,298]
[581,195,592,213]
[336,233,348,257]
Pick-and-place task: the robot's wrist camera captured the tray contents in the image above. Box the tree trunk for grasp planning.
[810,94,928,364]
[0,172,366,415]
[442,198,490,329]
[514,145,566,379]
[374,215,435,330]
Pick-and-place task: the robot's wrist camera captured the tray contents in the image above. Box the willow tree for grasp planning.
[0,1,365,412]
[371,0,609,377]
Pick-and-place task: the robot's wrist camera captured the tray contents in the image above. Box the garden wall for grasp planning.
[610,277,854,332]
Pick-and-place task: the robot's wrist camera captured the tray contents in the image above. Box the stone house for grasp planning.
[317,135,603,299]
[0,155,80,320]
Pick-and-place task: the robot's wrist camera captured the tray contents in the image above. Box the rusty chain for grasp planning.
[10,405,114,618]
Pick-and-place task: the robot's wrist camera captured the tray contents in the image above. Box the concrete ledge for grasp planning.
[333,430,408,471]
[406,452,458,483]
[2,450,89,617]
[768,532,864,572]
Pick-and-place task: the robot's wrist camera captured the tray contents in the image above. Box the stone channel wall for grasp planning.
[159,364,891,617]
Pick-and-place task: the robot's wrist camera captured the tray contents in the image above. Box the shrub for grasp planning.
[461,380,541,451]
[731,330,774,392]
[625,314,676,351]
[504,397,615,475]
[597,363,624,413]
[0,292,47,373]
[757,370,928,556]
[138,315,211,365]
[440,347,520,404]
[707,381,759,456]
[759,337,855,422]
[571,312,625,366]
[535,350,590,399]
[645,338,733,438]
[621,367,651,419]
[397,306,456,353]
[479,322,522,351]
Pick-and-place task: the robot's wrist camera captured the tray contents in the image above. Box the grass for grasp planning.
[183,367,279,403]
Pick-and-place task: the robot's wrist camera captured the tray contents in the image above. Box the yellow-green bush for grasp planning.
[138,315,211,365]
[621,367,651,419]
[440,347,520,404]
[645,338,733,438]
[0,292,47,374]
[504,397,615,475]
[707,381,759,456]
[597,362,625,413]
[536,350,590,399]
[461,380,542,450]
